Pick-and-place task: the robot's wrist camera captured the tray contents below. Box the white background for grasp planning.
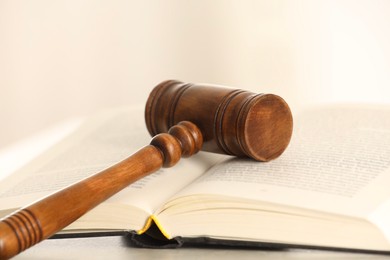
[1,0,390,148]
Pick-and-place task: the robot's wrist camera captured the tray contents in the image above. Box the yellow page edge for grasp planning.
[137,215,171,239]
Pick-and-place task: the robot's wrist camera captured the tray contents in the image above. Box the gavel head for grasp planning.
[145,80,293,162]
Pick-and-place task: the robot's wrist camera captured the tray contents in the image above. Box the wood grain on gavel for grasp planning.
[0,80,293,259]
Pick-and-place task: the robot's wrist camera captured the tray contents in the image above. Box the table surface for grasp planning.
[2,119,390,259]
[13,235,390,260]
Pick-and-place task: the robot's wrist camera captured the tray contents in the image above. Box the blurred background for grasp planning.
[1,0,390,148]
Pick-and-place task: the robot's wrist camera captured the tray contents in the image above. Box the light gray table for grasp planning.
[13,236,389,260]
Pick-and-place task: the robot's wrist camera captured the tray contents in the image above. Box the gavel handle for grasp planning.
[0,121,203,260]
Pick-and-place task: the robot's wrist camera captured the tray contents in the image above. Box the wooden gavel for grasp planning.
[0,80,293,259]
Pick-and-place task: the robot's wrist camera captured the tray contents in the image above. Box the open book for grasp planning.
[1,105,390,254]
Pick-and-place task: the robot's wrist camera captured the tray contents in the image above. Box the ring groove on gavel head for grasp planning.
[145,80,293,162]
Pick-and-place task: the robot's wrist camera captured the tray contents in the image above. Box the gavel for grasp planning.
[0,80,293,259]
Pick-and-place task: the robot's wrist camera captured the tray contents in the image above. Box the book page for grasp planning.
[0,107,222,219]
[169,105,390,218]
